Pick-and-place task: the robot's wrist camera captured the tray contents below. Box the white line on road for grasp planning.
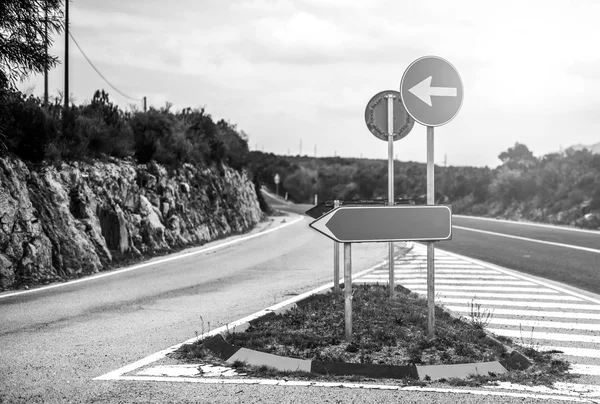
[97,375,594,402]
[411,286,558,293]
[454,214,600,235]
[390,270,502,275]
[522,345,600,359]
[392,274,517,280]
[444,306,600,320]
[399,280,536,286]
[454,225,600,254]
[488,328,600,344]
[408,290,581,301]
[485,318,600,331]
[570,364,600,376]
[438,298,600,310]
[0,215,305,300]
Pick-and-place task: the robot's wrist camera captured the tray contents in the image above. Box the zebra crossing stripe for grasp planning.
[488,328,600,344]
[521,345,600,359]
[484,318,600,332]
[569,364,600,376]
[437,298,600,310]
[401,280,536,285]
[443,306,600,320]
[403,286,558,293]
[407,291,581,301]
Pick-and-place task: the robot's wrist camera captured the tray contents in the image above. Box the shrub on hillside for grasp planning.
[0,89,57,163]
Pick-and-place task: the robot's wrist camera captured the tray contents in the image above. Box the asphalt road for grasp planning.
[2,191,599,403]
[444,215,600,296]
[0,206,391,403]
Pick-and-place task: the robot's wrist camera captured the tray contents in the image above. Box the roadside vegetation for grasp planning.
[174,284,576,387]
[249,143,600,229]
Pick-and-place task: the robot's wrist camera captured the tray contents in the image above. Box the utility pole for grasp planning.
[143,96,147,112]
[44,0,48,108]
[64,0,69,110]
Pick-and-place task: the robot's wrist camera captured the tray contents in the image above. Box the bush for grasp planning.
[0,89,57,162]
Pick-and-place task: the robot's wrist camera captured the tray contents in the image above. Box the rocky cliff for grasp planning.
[0,155,263,289]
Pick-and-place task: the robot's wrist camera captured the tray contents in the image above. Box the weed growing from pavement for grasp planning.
[173,284,576,387]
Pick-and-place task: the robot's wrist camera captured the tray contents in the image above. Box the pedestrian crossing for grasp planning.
[355,244,600,383]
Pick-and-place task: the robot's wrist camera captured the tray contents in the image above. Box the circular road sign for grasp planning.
[400,56,463,127]
[364,90,415,142]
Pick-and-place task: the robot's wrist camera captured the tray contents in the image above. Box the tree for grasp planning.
[498,143,537,170]
[0,0,64,90]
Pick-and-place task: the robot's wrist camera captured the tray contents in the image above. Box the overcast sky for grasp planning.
[21,0,600,168]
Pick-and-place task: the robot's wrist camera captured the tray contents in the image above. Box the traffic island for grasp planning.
[171,284,575,386]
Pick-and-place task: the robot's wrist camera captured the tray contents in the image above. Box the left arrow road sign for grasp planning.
[309,205,452,243]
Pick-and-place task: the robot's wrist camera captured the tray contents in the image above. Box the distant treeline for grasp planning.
[249,143,600,229]
[0,89,250,171]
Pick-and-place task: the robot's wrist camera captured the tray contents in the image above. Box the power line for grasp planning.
[68,31,141,102]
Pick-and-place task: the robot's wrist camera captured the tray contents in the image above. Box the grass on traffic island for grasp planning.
[172,284,577,387]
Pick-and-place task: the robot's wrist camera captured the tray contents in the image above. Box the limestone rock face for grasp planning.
[0,155,263,289]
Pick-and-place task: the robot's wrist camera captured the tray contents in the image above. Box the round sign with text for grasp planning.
[400,56,463,127]
[364,90,415,142]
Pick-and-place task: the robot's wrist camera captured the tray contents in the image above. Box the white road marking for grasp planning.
[438,298,600,310]
[98,375,593,401]
[454,225,600,255]
[488,328,600,344]
[454,214,600,235]
[137,364,243,378]
[413,286,558,293]
[486,382,600,397]
[0,215,305,300]
[570,364,600,376]
[417,244,600,305]
[393,270,502,275]
[395,274,521,280]
[444,306,600,320]
[522,345,600,359]
[485,318,600,331]
[400,280,537,286]
[395,263,485,268]
[409,291,581,301]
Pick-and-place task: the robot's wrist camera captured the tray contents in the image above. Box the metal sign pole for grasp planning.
[344,242,352,342]
[333,200,340,294]
[387,95,395,299]
[427,126,435,339]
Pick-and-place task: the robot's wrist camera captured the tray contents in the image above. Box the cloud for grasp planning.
[565,60,600,81]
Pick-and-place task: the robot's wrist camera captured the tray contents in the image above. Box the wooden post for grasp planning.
[344,242,352,342]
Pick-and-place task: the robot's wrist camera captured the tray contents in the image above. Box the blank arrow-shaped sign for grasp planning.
[309,205,452,243]
[409,76,457,107]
